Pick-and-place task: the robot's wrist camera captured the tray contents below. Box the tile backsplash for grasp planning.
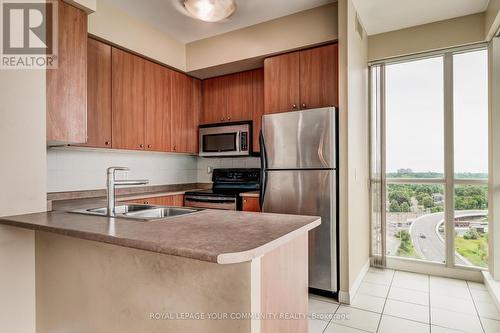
[197,157,261,182]
[47,147,198,192]
[47,147,260,192]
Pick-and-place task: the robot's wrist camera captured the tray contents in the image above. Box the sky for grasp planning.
[385,50,488,175]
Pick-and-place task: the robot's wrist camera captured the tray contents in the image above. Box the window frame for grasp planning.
[369,43,489,271]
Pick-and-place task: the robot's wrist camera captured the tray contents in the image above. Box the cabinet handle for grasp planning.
[105,141,110,146]
[292,104,298,110]
[173,145,177,151]
[220,117,224,121]
[227,116,231,120]
[301,103,307,109]
[139,144,144,148]
[147,144,151,149]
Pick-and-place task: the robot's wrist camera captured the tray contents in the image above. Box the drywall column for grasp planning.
[0,67,47,331]
[489,36,500,280]
[338,0,370,303]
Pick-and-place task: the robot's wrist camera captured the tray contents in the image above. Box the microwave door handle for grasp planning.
[235,131,241,152]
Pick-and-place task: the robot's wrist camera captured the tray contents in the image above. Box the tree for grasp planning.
[400,202,410,213]
[390,200,401,213]
[463,228,480,240]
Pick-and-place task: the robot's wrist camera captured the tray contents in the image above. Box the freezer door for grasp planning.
[262,170,337,292]
[262,107,336,169]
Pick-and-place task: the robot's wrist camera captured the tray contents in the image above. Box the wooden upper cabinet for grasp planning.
[226,71,255,122]
[263,43,339,114]
[170,71,190,153]
[145,61,170,152]
[190,79,202,154]
[264,52,300,114]
[47,1,87,144]
[202,77,227,124]
[252,69,264,153]
[112,48,145,150]
[201,69,264,152]
[80,38,111,148]
[299,43,339,109]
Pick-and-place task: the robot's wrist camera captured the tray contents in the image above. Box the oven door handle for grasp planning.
[185,197,236,204]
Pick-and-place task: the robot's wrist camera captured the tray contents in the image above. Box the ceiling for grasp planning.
[101,0,336,43]
[351,0,490,35]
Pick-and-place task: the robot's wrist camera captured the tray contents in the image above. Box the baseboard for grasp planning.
[386,257,483,282]
[338,259,370,304]
[483,271,500,312]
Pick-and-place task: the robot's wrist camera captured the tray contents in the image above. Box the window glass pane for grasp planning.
[386,57,444,178]
[370,66,384,262]
[386,184,445,263]
[454,185,489,268]
[453,50,488,179]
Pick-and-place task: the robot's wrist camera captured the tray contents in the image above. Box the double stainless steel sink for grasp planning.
[70,204,203,221]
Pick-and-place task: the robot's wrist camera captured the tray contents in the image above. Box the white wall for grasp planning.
[338,0,370,300]
[47,148,261,192]
[47,148,198,192]
[88,0,186,71]
[368,13,485,62]
[0,68,46,332]
[186,3,338,76]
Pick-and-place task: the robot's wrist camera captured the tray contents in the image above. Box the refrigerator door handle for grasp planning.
[259,130,267,210]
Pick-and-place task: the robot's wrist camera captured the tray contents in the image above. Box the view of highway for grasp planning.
[408,211,487,265]
[384,178,489,268]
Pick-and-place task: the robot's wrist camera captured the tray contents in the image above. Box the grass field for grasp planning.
[455,235,488,267]
[396,230,420,259]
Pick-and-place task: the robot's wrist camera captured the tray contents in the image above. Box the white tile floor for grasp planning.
[309,268,500,333]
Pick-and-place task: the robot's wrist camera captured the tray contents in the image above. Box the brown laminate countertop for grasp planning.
[0,209,320,264]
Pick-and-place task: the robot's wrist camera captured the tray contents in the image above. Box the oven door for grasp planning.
[184,195,237,210]
[199,123,250,157]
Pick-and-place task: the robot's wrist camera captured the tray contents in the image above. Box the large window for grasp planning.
[370,47,489,269]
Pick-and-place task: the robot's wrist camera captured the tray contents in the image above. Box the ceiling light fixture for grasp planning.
[183,0,236,22]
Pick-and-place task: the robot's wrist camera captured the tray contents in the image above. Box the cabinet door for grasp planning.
[243,197,260,212]
[202,77,227,124]
[189,79,202,154]
[226,71,254,122]
[47,1,87,144]
[170,71,190,153]
[252,69,264,153]
[299,44,339,109]
[264,52,300,114]
[145,61,170,152]
[81,38,111,148]
[163,194,184,207]
[112,48,145,150]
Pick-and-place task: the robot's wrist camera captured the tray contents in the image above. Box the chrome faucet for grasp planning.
[106,167,149,217]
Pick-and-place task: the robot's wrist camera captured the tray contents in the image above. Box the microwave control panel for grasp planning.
[240,132,248,151]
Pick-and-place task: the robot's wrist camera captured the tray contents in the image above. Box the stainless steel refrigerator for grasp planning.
[260,107,338,296]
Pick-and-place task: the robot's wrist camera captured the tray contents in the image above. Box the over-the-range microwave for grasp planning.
[199,121,252,157]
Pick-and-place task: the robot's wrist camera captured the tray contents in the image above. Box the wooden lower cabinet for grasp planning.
[122,194,184,206]
[242,196,260,212]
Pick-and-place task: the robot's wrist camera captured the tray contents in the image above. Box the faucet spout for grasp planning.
[106,167,150,217]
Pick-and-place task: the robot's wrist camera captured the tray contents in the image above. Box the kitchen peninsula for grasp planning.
[0,208,319,333]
